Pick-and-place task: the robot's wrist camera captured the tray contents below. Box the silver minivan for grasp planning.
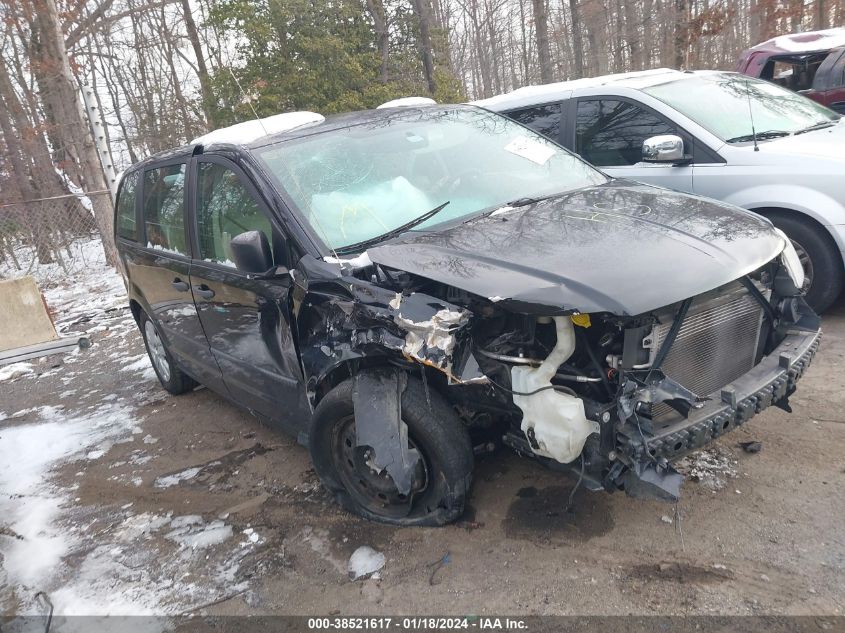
[476,69,845,311]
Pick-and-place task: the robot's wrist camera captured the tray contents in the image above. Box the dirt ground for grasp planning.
[1,283,843,620]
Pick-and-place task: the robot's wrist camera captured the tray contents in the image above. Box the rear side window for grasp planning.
[196,162,272,267]
[116,171,138,240]
[576,99,676,167]
[506,103,562,140]
[142,164,188,255]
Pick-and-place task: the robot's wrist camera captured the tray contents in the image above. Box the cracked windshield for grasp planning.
[257,108,606,251]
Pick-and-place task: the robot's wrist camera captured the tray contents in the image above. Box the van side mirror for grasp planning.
[230,230,273,274]
[642,134,689,164]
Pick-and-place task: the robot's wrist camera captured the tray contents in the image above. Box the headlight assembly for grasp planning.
[775,229,805,291]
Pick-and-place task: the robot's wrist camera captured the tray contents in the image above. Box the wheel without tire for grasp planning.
[309,374,473,526]
[767,211,844,313]
[139,311,197,395]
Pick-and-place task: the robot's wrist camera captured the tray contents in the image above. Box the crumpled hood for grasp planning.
[367,181,785,315]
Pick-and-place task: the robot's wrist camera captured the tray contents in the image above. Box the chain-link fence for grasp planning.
[0,190,113,286]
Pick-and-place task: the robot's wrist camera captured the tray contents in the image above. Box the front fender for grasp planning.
[294,270,471,407]
[721,183,845,251]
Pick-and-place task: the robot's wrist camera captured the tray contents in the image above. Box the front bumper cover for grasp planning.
[617,327,821,463]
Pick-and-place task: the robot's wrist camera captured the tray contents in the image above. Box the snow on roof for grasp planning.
[377,96,437,109]
[472,68,682,111]
[757,27,845,54]
[191,111,325,146]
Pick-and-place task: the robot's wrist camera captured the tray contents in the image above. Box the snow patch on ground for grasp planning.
[1,400,263,619]
[154,466,202,488]
[121,354,152,373]
[0,362,35,382]
[348,545,386,580]
[0,402,140,602]
[166,518,233,550]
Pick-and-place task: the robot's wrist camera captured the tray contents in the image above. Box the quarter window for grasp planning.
[576,99,676,166]
[196,162,272,267]
[142,164,188,255]
[506,103,562,140]
[116,171,138,240]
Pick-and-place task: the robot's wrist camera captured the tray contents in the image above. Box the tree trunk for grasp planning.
[468,0,492,97]
[366,0,390,83]
[569,0,585,78]
[31,0,116,266]
[674,0,688,69]
[0,88,53,264]
[533,0,553,82]
[816,0,827,28]
[180,0,216,128]
[412,0,437,94]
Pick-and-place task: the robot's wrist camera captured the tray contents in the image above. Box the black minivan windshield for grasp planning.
[255,107,606,252]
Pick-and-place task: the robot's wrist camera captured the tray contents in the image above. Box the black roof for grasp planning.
[123,104,475,173]
[247,103,473,148]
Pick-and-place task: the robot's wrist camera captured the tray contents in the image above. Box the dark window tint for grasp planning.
[196,162,272,267]
[507,103,562,140]
[116,172,138,240]
[835,53,845,87]
[576,99,676,166]
[142,164,187,255]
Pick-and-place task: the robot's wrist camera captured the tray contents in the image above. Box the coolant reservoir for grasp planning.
[511,316,599,464]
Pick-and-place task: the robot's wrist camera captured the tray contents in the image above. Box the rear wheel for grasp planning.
[139,311,197,395]
[766,211,843,313]
[309,375,473,526]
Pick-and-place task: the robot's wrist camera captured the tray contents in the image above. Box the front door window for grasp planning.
[196,162,274,268]
[575,99,677,167]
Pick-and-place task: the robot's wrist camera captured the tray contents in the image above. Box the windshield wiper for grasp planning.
[726,130,791,143]
[490,189,575,213]
[506,196,541,207]
[795,120,836,134]
[333,201,450,255]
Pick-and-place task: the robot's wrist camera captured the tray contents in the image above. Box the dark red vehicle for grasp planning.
[736,28,845,114]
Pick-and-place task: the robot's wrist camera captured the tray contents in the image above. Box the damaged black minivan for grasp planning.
[115,105,820,525]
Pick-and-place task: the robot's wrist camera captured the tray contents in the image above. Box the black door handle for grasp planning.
[194,284,215,300]
[171,278,190,292]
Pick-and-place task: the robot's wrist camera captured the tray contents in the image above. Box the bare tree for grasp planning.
[533,0,553,82]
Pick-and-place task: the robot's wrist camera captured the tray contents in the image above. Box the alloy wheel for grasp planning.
[791,238,814,294]
[144,319,171,383]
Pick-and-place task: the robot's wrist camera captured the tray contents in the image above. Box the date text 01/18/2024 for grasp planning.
[307,617,529,630]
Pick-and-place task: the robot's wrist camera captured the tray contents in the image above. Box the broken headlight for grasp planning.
[776,229,805,292]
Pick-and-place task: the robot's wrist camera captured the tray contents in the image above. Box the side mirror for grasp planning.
[642,134,687,163]
[230,230,272,274]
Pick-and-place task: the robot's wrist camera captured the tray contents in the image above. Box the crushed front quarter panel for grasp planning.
[292,254,473,404]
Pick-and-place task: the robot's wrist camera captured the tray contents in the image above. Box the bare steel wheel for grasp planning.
[309,374,473,526]
[333,416,429,519]
[139,311,197,395]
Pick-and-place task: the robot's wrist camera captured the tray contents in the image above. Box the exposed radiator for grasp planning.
[650,284,765,421]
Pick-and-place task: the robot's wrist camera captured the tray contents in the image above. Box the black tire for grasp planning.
[767,211,844,313]
[139,311,197,395]
[309,374,473,526]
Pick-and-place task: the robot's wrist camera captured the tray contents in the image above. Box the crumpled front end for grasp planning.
[295,237,820,503]
[479,248,821,501]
